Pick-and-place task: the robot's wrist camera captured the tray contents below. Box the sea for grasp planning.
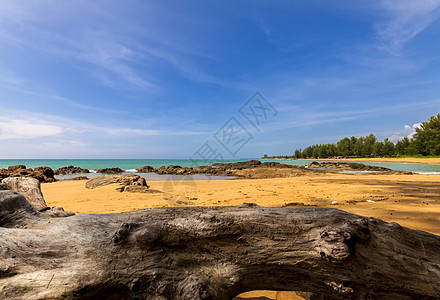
[0,158,439,181]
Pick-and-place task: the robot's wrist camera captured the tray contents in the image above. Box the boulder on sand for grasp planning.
[85,174,150,192]
[2,177,49,211]
[1,177,74,217]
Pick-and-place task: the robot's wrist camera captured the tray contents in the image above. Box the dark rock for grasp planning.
[136,166,155,173]
[156,165,183,174]
[306,161,391,172]
[210,160,262,170]
[71,176,89,180]
[2,165,56,183]
[9,168,33,177]
[55,166,90,175]
[151,160,304,177]
[32,166,56,183]
[95,168,125,174]
[7,165,26,172]
[260,161,295,168]
[0,169,9,180]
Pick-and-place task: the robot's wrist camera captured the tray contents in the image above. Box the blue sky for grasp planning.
[0,0,440,158]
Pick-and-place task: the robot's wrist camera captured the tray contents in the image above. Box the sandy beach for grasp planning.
[42,173,440,235]
[40,172,440,299]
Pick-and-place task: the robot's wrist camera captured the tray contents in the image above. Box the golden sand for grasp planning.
[42,173,440,235]
[41,173,440,299]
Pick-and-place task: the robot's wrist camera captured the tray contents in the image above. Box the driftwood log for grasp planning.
[1,189,440,299]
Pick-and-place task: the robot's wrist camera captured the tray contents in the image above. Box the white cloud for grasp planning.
[409,122,422,138]
[0,119,63,140]
[387,122,422,142]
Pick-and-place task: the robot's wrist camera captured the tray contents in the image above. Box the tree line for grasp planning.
[263,113,440,159]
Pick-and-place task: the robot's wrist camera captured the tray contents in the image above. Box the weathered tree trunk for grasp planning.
[0,191,439,299]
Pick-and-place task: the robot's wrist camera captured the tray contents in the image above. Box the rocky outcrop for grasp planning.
[306,161,392,172]
[32,166,56,183]
[157,165,194,175]
[136,165,155,173]
[71,176,89,180]
[0,165,56,183]
[55,165,90,175]
[86,174,150,192]
[153,160,302,177]
[1,177,74,217]
[7,165,27,172]
[95,167,125,174]
[210,159,262,169]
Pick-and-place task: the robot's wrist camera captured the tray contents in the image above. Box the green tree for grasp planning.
[337,137,351,156]
[354,136,365,156]
[365,134,377,156]
[372,141,384,157]
[382,138,395,157]
[395,137,410,156]
[412,113,440,155]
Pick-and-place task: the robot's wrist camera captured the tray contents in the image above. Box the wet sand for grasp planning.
[41,173,440,299]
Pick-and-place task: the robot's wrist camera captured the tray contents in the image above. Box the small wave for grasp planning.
[417,172,440,175]
[90,170,97,173]
[125,169,138,173]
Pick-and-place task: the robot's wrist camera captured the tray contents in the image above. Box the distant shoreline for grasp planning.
[262,157,440,165]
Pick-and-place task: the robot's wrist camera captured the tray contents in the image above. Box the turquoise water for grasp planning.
[262,159,440,174]
[0,158,439,174]
[0,159,254,171]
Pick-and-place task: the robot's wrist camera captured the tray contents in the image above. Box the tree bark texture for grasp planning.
[0,190,439,299]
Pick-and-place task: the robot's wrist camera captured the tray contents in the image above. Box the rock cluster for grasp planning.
[143,160,300,177]
[54,165,90,175]
[85,174,150,192]
[306,161,392,172]
[95,167,125,174]
[0,165,56,183]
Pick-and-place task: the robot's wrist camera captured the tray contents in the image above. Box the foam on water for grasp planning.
[417,172,440,175]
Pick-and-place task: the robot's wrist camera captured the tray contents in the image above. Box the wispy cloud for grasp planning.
[0,109,211,141]
[0,1,156,89]
[375,0,440,55]
[0,119,63,140]
[267,98,440,132]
